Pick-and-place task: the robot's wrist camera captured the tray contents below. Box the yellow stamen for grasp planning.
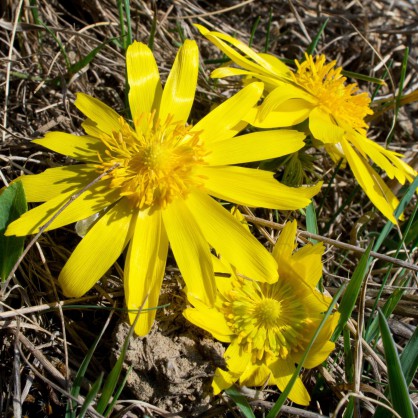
[292,54,373,134]
[97,114,206,210]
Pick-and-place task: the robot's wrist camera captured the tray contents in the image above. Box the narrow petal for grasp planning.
[183,307,232,342]
[125,209,168,336]
[195,24,290,80]
[33,132,107,163]
[58,199,133,297]
[6,179,120,236]
[251,99,313,128]
[212,368,238,395]
[224,341,251,374]
[290,242,325,287]
[126,41,162,132]
[205,129,305,166]
[162,197,216,305]
[269,359,311,405]
[198,165,321,210]
[191,82,263,144]
[75,93,122,136]
[272,220,297,263]
[17,165,98,202]
[185,190,278,283]
[159,40,199,124]
[341,139,399,223]
[309,107,345,144]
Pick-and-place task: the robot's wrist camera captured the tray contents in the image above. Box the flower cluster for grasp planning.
[4,22,415,406]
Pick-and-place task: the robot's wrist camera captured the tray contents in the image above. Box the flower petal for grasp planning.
[212,368,238,395]
[195,24,290,80]
[126,41,162,131]
[191,82,263,144]
[58,199,133,297]
[6,178,119,236]
[183,306,232,342]
[185,190,278,283]
[290,242,325,287]
[17,165,97,202]
[224,340,251,374]
[125,208,168,336]
[74,93,122,136]
[341,138,399,223]
[272,220,297,263]
[159,40,198,124]
[309,106,345,144]
[33,132,107,162]
[162,196,216,305]
[205,129,305,166]
[199,165,321,210]
[269,358,311,405]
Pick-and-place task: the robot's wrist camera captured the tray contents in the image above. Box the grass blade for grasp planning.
[375,309,414,418]
[306,18,328,55]
[78,373,104,418]
[225,386,256,418]
[331,243,372,341]
[399,325,418,386]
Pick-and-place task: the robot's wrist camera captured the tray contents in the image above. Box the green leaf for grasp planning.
[306,201,318,244]
[376,310,414,418]
[225,386,256,418]
[399,325,418,386]
[0,181,27,281]
[306,18,328,55]
[331,243,372,341]
[78,373,104,418]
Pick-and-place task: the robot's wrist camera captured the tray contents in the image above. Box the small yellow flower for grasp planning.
[196,25,417,223]
[184,220,339,405]
[6,40,320,335]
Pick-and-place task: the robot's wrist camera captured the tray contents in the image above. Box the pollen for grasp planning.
[222,277,311,362]
[98,114,207,210]
[292,54,373,134]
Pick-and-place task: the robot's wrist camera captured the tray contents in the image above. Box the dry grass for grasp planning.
[0,0,417,417]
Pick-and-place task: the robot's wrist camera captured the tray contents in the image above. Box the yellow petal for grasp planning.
[212,368,238,395]
[272,220,297,263]
[183,307,232,342]
[195,24,290,80]
[17,165,97,202]
[309,106,345,144]
[126,41,162,131]
[162,196,216,305]
[224,340,251,374]
[125,209,168,336]
[6,179,119,236]
[240,363,271,387]
[191,82,263,144]
[199,165,321,210]
[290,242,325,287]
[269,359,311,405]
[58,199,133,297]
[186,190,278,283]
[341,139,399,223]
[33,132,106,162]
[251,99,313,128]
[205,129,305,166]
[159,40,198,124]
[75,93,122,136]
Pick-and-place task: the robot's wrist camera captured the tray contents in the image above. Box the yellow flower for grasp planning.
[5,40,320,336]
[196,25,417,223]
[184,220,339,405]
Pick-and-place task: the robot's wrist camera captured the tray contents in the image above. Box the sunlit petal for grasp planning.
[58,199,133,297]
[199,165,321,210]
[33,132,107,162]
[159,40,199,124]
[125,209,168,336]
[309,106,345,144]
[162,196,215,305]
[205,129,305,166]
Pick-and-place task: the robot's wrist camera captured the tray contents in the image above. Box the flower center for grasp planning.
[292,54,373,134]
[222,278,311,362]
[98,114,206,210]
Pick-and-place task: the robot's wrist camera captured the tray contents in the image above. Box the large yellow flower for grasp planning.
[196,25,417,223]
[5,40,320,335]
[184,220,339,405]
